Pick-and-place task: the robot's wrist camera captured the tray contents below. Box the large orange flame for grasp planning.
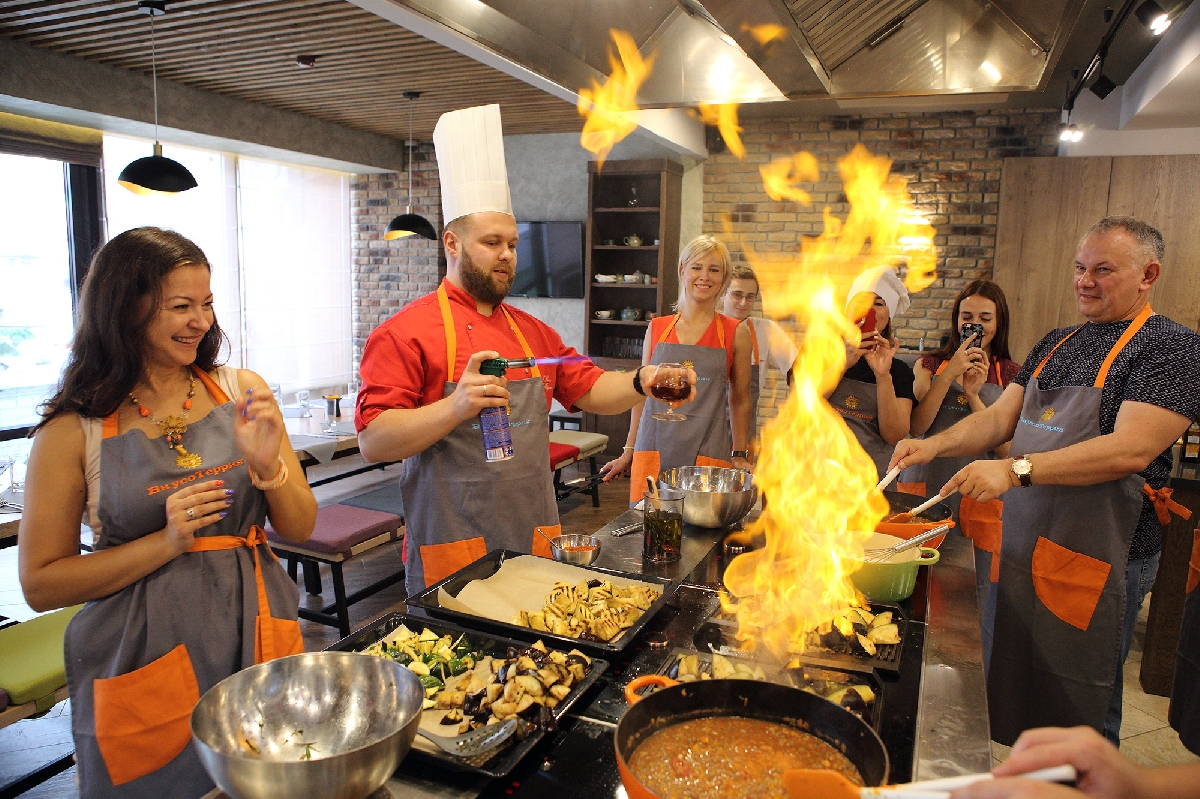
[723,144,937,660]
[695,103,746,160]
[577,30,654,168]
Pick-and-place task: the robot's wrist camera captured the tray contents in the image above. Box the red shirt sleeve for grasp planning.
[551,344,604,411]
[355,322,430,431]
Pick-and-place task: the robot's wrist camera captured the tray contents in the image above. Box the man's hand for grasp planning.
[448,351,509,424]
[945,458,1017,502]
[951,727,1147,799]
[888,438,940,473]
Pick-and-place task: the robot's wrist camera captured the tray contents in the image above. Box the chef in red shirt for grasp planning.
[356,104,687,593]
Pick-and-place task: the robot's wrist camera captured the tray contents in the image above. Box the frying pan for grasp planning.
[615,675,888,799]
[878,489,953,547]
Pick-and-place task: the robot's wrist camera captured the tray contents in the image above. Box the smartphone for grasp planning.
[858,307,878,337]
[961,322,985,347]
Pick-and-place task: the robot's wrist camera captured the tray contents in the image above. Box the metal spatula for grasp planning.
[417,718,519,758]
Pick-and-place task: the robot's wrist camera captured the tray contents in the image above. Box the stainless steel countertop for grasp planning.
[913,531,993,780]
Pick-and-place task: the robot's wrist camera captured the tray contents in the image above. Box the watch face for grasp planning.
[1013,459,1032,475]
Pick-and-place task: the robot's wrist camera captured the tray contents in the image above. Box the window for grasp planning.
[102,135,352,397]
[0,153,75,459]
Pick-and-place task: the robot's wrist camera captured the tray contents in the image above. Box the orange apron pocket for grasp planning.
[696,455,733,469]
[630,450,661,505]
[961,496,1004,583]
[421,537,488,588]
[93,644,200,786]
[255,616,305,664]
[1187,529,1200,595]
[895,482,926,497]
[532,525,561,559]
[1031,536,1111,631]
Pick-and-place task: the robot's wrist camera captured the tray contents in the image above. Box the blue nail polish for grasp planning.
[225,498,234,505]
[219,511,228,518]
[225,488,235,495]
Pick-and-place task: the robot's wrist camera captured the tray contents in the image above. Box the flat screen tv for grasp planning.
[510,221,584,299]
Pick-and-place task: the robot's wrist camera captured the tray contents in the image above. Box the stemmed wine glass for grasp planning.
[648,363,691,422]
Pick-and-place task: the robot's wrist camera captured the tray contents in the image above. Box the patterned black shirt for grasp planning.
[1014,313,1200,559]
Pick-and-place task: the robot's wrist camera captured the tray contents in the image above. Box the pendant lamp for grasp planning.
[117,0,198,196]
[385,92,438,241]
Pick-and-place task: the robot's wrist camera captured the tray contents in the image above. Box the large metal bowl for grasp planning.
[658,466,757,528]
[191,651,423,799]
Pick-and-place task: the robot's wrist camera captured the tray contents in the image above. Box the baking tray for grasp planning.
[405,549,674,655]
[648,648,884,732]
[696,601,909,674]
[328,612,607,778]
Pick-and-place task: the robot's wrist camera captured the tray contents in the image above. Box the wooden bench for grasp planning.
[268,505,404,639]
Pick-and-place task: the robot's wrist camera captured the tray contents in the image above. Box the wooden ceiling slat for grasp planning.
[0,0,586,144]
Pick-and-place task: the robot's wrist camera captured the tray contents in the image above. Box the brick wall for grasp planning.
[350,142,443,368]
[704,109,1060,423]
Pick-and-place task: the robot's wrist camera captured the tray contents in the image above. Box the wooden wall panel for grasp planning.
[1107,155,1200,332]
[994,157,1113,362]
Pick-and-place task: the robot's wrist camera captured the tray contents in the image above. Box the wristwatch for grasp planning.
[1011,456,1033,487]
[731,450,749,460]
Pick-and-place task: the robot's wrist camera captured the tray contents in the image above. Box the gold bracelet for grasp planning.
[250,456,289,490]
[622,445,634,452]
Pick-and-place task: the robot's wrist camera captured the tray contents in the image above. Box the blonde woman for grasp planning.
[601,235,754,502]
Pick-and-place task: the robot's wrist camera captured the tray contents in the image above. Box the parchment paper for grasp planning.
[436,555,661,623]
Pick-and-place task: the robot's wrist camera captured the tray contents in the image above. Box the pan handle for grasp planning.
[624,674,678,705]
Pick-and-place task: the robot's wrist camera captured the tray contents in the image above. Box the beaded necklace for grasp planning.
[129,370,203,468]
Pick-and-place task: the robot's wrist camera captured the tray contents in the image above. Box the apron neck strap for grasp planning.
[103,365,230,440]
[1031,304,1153,387]
[655,313,726,352]
[437,281,540,382]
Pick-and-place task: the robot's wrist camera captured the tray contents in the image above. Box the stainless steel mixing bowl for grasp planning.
[550,534,603,565]
[658,466,757,528]
[191,651,423,799]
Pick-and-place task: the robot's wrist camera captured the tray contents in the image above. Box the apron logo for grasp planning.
[844,396,859,410]
[681,360,694,371]
[1041,407,1056,422]
[957,394,970,406]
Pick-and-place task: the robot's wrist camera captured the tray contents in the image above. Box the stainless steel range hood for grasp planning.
[353,0,1083,105]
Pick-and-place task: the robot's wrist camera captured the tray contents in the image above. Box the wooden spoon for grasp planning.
[645,475,661,511]
[886,489,958,524]
[782,765,1077,799]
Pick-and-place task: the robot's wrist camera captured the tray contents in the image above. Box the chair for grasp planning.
[0,606,81,794]
[268,505,404,639]
[549,429,610,507]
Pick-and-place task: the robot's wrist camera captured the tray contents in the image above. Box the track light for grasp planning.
[1135,1,1171,34]
[384,91,438,241]
[117,1,197,196]
[1058,124,1082,143]
[1090,74,1117,99]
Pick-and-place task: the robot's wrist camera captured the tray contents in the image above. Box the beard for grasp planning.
[459,248,514,307]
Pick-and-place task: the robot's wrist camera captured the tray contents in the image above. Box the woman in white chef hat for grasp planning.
[828,267,915,481]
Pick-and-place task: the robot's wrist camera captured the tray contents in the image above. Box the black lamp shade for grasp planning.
[117,152,198,196]
[385,213,437,241]
[1135,1,1170,33]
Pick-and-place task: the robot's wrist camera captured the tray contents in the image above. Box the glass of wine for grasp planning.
[648,362,691,422]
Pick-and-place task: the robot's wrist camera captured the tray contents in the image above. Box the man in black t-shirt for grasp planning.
[891,217,1200,744]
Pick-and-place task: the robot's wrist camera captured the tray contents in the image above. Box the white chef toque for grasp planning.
[433,104,513,226]
[846,266,911,319]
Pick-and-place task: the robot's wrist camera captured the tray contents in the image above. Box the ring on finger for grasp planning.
[186,507,196,521]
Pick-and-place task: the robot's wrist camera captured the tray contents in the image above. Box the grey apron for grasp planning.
[747,319,762,430]
[830,376,894,482]
[1168,528,1200,755]
[987,307,1152,745]
[631,314,734,505]
[899,361,1006,649]
[65,368,300,799]
[400,288,557,594]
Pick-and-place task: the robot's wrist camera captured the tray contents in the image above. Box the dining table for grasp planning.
[284,403,396,488]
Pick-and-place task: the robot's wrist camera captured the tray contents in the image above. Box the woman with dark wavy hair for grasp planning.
[18,227,316,799]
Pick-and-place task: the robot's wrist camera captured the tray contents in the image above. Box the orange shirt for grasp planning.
[356,280,604,430]
[650,313,740,374]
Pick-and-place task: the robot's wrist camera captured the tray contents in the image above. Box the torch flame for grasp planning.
[577,30,655,168]
[722,145,937,660]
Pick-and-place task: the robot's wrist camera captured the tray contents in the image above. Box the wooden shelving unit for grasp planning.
[582,159,683,456]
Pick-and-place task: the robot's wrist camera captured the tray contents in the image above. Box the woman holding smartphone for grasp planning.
[900,279,1019,664]
[830,268,915,482]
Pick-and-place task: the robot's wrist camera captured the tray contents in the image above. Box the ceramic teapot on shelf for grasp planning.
[623,234,642,247]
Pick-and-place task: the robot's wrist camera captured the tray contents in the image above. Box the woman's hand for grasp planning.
[845,340,870,370]
[235,387,286,477]
[163,480,232,554]
[863,334,896,377]
[945,338,987,381]
[600,450,633,482]
[963,360,988,399]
